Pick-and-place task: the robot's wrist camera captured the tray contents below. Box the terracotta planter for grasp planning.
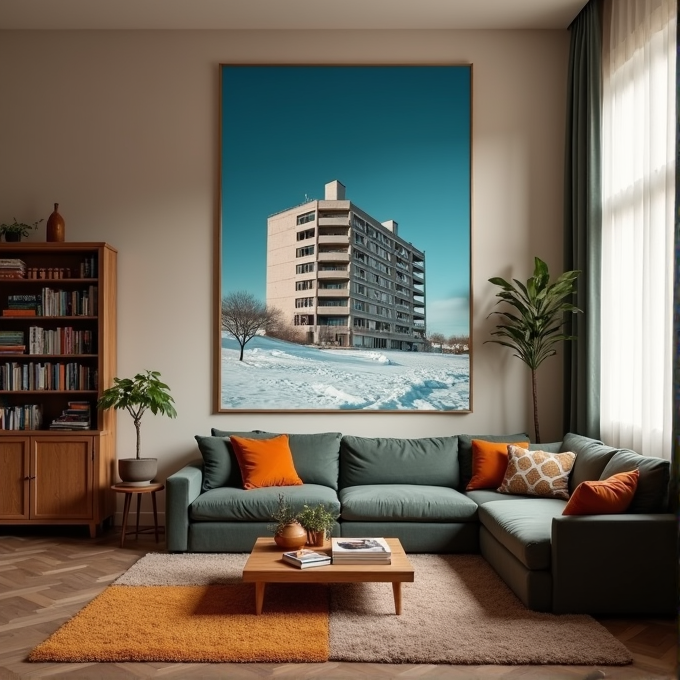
[307,530,326,547]
[274,522,307,550]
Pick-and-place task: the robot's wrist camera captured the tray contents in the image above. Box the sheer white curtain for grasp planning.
[600,0,676,459]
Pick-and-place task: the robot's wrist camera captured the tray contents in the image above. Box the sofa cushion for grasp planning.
[339,435,459,488]
[466,439,529,490]
[196,431,265,491]
[457,433,529,491]
[563,469,639,515]
[212,429,342,490]
[600,449,670,513]
[189,484,340,522]
[229,434,303,490]
[560,433,618,492]
[497,446,576,500]
[479,499,566,570]
[465,488,541,505]
[339,484,478,522]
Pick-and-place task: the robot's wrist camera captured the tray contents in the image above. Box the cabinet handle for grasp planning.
[24,476,30,480]
[29,476,36,480]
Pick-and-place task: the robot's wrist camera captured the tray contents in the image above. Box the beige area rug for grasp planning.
[29,552,632,666]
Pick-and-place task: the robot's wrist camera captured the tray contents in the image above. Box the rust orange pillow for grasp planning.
[562,469,639,515]
[229,434,303,490]
[466,440,529,490]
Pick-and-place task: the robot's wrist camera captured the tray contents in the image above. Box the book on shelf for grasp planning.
[282,548,332,569]
[49,400,92,430]
[2,309,36,317]
[0,259,27,279]
[0,345,26,354]
[331,538,392,564]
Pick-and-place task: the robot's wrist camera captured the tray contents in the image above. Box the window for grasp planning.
[295,279,314,291]
[600,0,676,458]
[296,211,315,225]
[296,245,315,258]
[295,297,314,308]
[297,228,315,241]
[296,262,315,274]
[294,314,314,326]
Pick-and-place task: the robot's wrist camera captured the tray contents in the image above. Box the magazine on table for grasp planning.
[282,548,332,569]
[331,537,391,555]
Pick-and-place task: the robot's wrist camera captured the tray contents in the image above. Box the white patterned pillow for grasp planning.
[497,445,576,500]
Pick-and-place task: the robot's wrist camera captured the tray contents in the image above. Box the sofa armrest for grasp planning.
[551,513,677,615]
[166,460,204,552]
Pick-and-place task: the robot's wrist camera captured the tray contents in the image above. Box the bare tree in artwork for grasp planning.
[221,291,282,361]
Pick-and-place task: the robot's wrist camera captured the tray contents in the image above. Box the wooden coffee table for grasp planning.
[242,536,414,615]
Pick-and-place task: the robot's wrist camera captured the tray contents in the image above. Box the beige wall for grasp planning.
[0,29,569,521]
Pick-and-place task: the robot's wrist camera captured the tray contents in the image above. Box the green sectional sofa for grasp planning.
[165,429,676,616]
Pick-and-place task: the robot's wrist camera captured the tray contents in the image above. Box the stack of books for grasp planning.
[49,400,91,430]
[282,548,332,569]
[3,293,40,317]
[0,258,27,279]
[331,538,392,565]
[0,330,26,354]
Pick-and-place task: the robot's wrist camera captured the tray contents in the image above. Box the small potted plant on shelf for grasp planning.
[268,494,307,550]
[297,503,339,547]
[96,369,177,486]
[0,218,43,242]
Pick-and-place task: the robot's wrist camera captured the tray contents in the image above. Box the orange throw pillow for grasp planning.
[562,469,639,515]
[466,440,529,490]
[229,434,303,490]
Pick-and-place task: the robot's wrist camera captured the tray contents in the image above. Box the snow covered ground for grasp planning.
[220,334,470,411]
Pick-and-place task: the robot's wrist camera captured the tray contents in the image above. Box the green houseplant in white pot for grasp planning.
[96,369,177,486]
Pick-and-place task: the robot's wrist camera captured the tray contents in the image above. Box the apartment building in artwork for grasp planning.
[266,180,426,350]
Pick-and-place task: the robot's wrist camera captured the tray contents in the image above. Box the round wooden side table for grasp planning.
[111,482,164,548]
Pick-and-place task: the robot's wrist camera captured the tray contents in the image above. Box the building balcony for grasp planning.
[317,288,349,297]
[317,269,350,280]
[318,234,350,246]
[318,216,350,227]
[318,252,350,263]
[412,272,424,285]
[317,305,349,314]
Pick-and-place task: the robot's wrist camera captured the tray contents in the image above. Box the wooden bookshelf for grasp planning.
[0,243,117,537]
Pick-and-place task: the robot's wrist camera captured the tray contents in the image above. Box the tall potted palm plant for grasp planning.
[97,370,177,485]
[486,257,581,443]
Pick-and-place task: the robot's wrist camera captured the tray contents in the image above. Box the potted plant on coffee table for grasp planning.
[96,369,177,486]
[268,494,307,550]
[297,503,339,547]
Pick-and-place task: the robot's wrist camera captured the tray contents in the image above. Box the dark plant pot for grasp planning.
[118,458,158,486]
[3,232,21,242]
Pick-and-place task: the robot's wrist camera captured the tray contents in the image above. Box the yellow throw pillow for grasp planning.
[497,445,576,500]
[466,440,530,490]
[229,434,303,490]
[562,469,639,515]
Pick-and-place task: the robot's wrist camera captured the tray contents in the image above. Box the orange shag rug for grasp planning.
[28,583,328,663]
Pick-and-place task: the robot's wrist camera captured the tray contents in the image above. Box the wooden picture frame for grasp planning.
[216,64,472,413]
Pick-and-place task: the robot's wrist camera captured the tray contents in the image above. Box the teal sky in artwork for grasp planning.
[221,65,471,337]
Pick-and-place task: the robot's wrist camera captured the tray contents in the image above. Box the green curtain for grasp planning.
[563,0,603,439]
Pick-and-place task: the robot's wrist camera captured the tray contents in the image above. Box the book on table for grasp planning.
[331,537,392,564]
[282,548,332,569]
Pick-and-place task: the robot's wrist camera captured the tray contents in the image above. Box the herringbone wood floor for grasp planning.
[0,526,677,680]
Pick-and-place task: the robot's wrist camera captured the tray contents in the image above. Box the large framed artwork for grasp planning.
[217,64,472,413]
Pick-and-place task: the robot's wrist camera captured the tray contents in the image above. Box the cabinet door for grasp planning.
[31,437,94,520]
[0,437,30,519]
